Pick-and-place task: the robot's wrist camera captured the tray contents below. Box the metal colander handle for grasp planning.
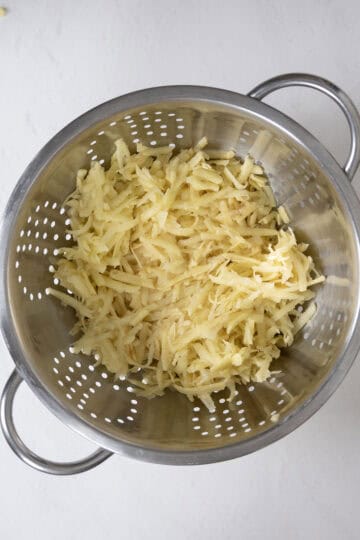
[248,73,360,180]
[0,370,112,475]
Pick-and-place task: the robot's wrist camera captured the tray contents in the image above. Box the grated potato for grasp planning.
[49,138,324,411]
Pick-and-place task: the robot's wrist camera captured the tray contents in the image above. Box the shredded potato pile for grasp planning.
[49,137,324,411]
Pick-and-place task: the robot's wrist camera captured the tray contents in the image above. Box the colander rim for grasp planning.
[1,84,360,465]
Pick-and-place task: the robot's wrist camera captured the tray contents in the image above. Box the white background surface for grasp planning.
[1,1,360,539]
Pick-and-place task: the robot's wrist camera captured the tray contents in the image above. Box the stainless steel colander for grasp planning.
[2,73,360,475]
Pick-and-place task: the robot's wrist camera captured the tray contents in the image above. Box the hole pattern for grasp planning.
[50,348,141,426]
[85,110,190,155]
[15,200,72,300]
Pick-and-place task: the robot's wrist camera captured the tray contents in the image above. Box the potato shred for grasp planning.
[49,137,324,411]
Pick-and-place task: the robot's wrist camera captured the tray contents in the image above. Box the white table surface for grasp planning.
[2,1,360,539]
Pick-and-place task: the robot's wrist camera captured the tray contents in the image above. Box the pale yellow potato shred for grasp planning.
[50,138,324,411]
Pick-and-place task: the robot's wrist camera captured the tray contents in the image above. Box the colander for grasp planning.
[1,73,360,476]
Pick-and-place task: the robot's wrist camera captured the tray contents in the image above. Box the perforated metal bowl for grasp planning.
[1,73,360,475]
